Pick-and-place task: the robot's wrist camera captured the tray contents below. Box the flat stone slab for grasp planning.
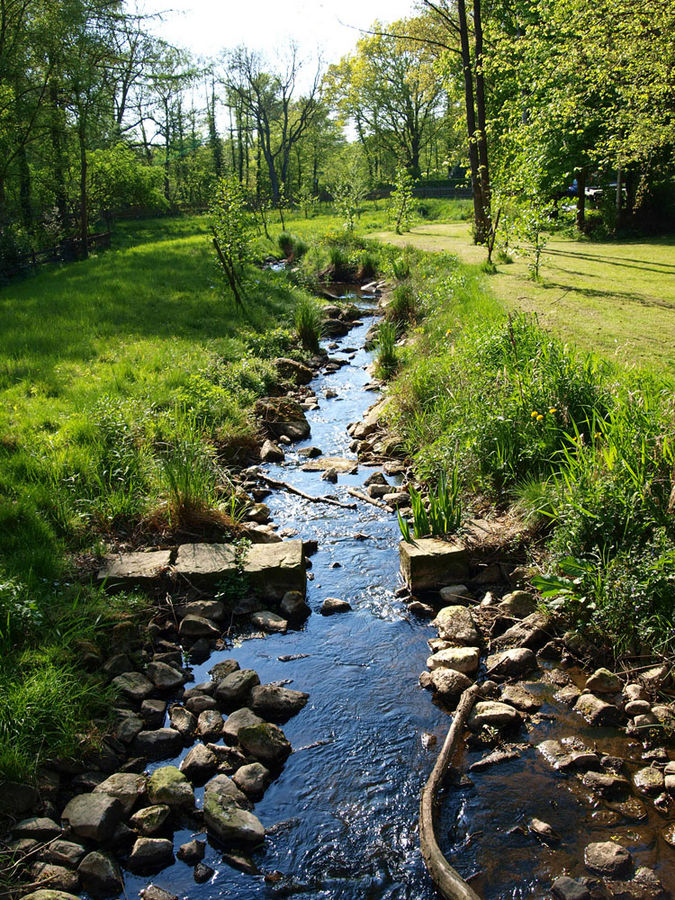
[98,550,172,585]
[399,538,469,591]
[301,456,357,473]
[174,541,305,600]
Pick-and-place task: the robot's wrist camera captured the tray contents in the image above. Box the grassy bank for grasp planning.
[377,247,674,658]
[0,215,318,780]
[375,222,675,376]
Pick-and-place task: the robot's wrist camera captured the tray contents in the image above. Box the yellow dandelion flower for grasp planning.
[531,411,538,418]
[549,407,557,414]
[445,329,452,337]
[536,414,544,421]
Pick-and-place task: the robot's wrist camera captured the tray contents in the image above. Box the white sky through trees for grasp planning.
[140,0,416,65]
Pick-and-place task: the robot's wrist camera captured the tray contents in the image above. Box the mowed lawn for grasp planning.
[375,222,675,376]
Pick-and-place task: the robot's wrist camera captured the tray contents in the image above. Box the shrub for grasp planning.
[295,296,323,353]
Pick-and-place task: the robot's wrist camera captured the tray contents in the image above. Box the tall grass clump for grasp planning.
[295,296,323,353]
[375,321,398,380]
[387,282,417,328]
[398,470,462,541]
[278,232,308,261]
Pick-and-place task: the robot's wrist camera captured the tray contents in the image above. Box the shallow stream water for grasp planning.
[123,300,674,900]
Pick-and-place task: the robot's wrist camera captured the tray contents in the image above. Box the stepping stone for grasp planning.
[174,541,305,599]
[301,456,357,473]
[399,538,469,591]
[97,550,172,586]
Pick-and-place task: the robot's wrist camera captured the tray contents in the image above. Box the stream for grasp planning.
[121,298,674,900]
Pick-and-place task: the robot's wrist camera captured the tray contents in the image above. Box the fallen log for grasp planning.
[420,684,482,900]
[258,474,357,510]
[346,487,389,510]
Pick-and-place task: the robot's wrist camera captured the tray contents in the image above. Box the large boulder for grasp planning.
[132,728,183,760]
[250,684,309,721]
[97,549,172,587]
[215,669,260,710]
[584,841,632,877]
[61,794,123,843]
[491,613,550,651]
[203,776,264,848]
[92,773,145,816]
[574,693,623,727]
[432,606,480,646]
[77,851,123,898]
[129,805,170,836]
[486,648,537,680]
[255,397,310,442]
[426,646,480,675]
[147,766,195,809]
[111,672,154,701]
[429,668,473,700]
[180,744,218,783]
[238,722,292,766]
[222,708,265,743]
[468,701,521,731]
[127,838,174,873]
[274,358,313,385]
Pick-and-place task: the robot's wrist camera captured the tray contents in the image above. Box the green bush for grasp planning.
[387,282,417,327]
[375,321,398,380]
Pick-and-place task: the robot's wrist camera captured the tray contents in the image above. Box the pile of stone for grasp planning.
[6,656,309,898]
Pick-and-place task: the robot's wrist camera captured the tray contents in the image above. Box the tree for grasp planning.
[222,46,322,204]
[327,20,445,180]
[209,174,253,308]
[389,164,416,233]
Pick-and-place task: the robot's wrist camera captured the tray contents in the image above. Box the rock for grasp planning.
[274,357,313,385]
[97,549,172,586]
[640,665,670,690]
[500,684,541,712]
[574,693,622,726]
[147,766,195,809]
[298,446,322,458]
[666,774,675,795]
[383,492,409,508]
[584,841,632,877]
[408,601,435,618]
[203,777,264,847]
[260,439,285,463]
[111,671,155,701]
[250,684,309,721]
[624,682,648,702]
[321,597,352,615]
[140,886,178,900]
[44,841,87,869]
[222,707,265,743]
[141,698,167,726]
[61,793,123,843]
[586,667,622,694]
[439,584,472,604]
[555,684,582,706]
[194,862,215,883]
[78,851,123,897]
[582,771,631,799]
[468,701,521,731]
[486,648,537,680]
[22,893,82,900]
[169,706,196,737]
[254,397,310,442]
[174,541,305,599]
[604,878,669,899]
[146,661,183,691]
[399,538,469,591]
[238,722,292,766]
[632,766,664,795]
[183,599,226,621]
[498,591,537,618]
[491,613,550,651]
[179,614,221,639]
[13,816,62,841]
[180,743,218,783]
[129,804,170,836]
[197,709,224,740]
[426,646,480,675]
[529,817,559,842]
[606,797,648,822]
[177,838,206,864]
[626,700,651,717]
[432,606,480,646]
[214,669,260,709]
[322,468,338,483]
[302,455,357,473]
[132,728,183,759]
[663,824,675,847]
[280,590,311,621]
[209,659,241,682]
[92,773,145,815]
[29,863,79,893]
[116,714,144,744]
[233,763,270,799]
[469,747,521,771]
[563,630,596,656]
[127,837,174,872]
[250,610,288,634]
[552,876,591,900]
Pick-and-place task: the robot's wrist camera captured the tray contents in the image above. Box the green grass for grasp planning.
[0,214,314,780]
[373,221,675,376]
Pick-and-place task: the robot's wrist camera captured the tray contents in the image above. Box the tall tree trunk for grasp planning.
[576,167,586,230]
[616,162,623,229]
[473,0,491,237]
[18,142,32,228]
[49,78,68,230]
[78,113,88,259]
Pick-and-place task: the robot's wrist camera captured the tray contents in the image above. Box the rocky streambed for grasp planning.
[3,288,674,900]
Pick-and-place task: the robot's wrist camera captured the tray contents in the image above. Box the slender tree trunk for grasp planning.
[49,79,68,230]
[473,0,491,237]
[615,162,624,229]
[456,0,486,242]
[78,113,88,259]
[18,142,32,228]
[576,167,586,230]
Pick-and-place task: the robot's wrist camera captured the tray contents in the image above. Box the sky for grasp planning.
[140,0,418,65]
